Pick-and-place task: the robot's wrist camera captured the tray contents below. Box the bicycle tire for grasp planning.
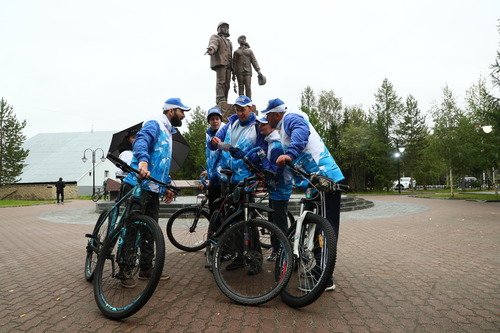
[91,191,101,202]
[212,219,293,305]
[85,209,113,282]
[93,215,165,320]
[166,206,210,252]
[279,213,337,308]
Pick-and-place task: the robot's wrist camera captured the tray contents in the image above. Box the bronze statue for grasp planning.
[206,22,233,104]
[232,35,265,99]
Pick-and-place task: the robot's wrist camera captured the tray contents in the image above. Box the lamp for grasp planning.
[82,148,106,196]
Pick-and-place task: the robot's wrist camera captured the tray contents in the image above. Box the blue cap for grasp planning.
[207,107,222,120]
[233,95,253,107]
[163,98,191,111]
[261,98,286,113]
[256,115,268,124]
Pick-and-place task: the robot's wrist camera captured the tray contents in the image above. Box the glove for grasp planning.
[229,147,246,159]
[257,148,266,160]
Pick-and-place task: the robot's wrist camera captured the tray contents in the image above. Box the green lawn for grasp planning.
[0,200,55,207]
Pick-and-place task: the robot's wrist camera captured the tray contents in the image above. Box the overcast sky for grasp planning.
[1,0,499,139]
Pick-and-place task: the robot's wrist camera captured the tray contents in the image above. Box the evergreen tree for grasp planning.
[395,94,429,189]
[0,98,30,186]
[368,78,403,190]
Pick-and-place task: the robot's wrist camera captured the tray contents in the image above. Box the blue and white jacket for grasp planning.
[124,114,173,194]
[208,112,263,185]
[278,110,344,191]
[259,130,293,200]
[205,123,226,186]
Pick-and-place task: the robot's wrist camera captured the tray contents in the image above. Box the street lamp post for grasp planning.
[395,147,406,194]
[82,148,106,196]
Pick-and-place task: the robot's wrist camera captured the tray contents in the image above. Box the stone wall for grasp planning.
[0,184,78,201]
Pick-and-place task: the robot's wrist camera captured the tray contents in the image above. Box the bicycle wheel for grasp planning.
[212,219,293,305]
[279,213,337,308]
[93,215,165,320]
[85,208,114,282]
[92,191,101,202]
[166,206,210,252]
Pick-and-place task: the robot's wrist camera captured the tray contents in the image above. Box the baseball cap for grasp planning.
[207,107,222,120]
[256,115,268,124]
[163,98,191,111]
[233,95,253,107]
[261,98,286,114]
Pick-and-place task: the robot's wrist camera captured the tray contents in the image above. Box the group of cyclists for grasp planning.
[117,94,345,291]
[202,95,345,291]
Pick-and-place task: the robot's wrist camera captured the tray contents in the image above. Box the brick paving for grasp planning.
[1,196,499,332]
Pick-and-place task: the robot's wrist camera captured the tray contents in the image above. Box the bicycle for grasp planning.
[166,172,295,252]
[277,161,348,308]
[91,187,108,202]
[165,175,210,252]
[204,145,294,305]
[86,153,178,320]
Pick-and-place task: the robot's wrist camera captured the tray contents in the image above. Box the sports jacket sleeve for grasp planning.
[283,113,310,160]
[133,120,160,163]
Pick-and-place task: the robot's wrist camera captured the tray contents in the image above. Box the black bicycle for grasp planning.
[91,187,108,202]
[86,154,178,320]
[166,173,295,252]
[204,145,294,305]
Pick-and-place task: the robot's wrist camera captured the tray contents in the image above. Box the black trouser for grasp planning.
[269,199,289,250]
[208,184,222,218]
[120,182,160,272]
[56,191,64,203]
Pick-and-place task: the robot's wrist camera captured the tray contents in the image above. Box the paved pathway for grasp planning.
[1,196,499,332]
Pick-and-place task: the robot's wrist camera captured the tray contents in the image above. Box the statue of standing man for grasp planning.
[206,22,233,104]
[232,35,264,99]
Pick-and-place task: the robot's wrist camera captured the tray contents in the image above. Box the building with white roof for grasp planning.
[20,131,118,196]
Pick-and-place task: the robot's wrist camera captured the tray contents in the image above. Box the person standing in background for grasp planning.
[55,177,65,205]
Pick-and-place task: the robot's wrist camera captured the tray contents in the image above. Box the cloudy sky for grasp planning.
[1,0,499,139]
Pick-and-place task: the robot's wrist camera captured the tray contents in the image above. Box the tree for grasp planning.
[431,85,472,196]
[394,94,429,189]
[368,78,403,190]
[0,98,30,186]
[338,105,371,191]
[170,106,207,180]
[299,87,343,154]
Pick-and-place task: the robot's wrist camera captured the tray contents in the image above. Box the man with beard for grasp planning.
[120,97,190,288]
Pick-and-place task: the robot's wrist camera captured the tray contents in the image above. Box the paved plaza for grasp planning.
[1,195,499,332]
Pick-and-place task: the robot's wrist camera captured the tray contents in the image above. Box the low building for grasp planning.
[8,131,119,200]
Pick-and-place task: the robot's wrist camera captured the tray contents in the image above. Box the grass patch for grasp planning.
[419,193,500,201]
[0,200,54,207]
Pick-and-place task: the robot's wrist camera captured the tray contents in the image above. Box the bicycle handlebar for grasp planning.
[107,153,180,194]
[285,160,349,192]
[242,147,277,179]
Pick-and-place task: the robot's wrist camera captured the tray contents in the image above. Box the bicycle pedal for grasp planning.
[85,233,93,238]
[204,264,213,269]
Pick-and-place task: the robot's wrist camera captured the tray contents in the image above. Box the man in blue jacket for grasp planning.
[203,107,226,215]
[255,116,293,260]
[208,95,264,189]
[262,98,345,291]
[120,97,190,288]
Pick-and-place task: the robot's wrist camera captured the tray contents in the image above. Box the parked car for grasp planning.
[392,177,416,190]
[457,176,480,189]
